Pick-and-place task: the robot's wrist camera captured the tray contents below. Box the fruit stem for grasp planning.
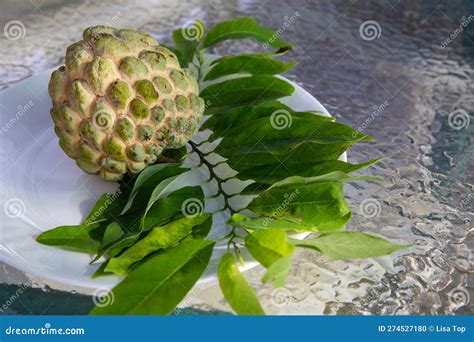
[156,155,176,164]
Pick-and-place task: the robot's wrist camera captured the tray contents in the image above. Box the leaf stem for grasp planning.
[188,141,235,215]
[195,50,205,83]
[188,140,247,251]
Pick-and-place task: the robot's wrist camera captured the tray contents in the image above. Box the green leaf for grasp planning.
[101,222,124,247]
[206,103,373,191]
[214,112,370,157]
[143,176,179,216]
[289,232,410,260]
[92,210,143,261]
[91,262,114,279]
[126,163,184,213]
[83,194,114,224]
[105,214,210,275]
[172,19,205,67]
[160,146,188,163]
[217,253,265,315]
[204,53,296,81]
[203,101,331,127]
[245,228,294,267]
[143,186,204,230]
[203,17,291,50]
[229,213,314,231]
[240,158,381,192]
[91,239,215,315]
[191,215,213,239]
[99,186,204,258]
[247,178,351,232]
[36,221,107,253]
[230,144,359,185]
[83,181,132,224]
[244,228,294,288]
[262,254,292,287]
[265,171,381,190]
[101,168,188,257]
[231,175,376,234]
[200,75,294,112]
[202,101,374,189]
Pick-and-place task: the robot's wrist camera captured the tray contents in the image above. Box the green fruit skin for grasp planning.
[49,26,204,181]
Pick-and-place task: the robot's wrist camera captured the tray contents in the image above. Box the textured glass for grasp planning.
[0,0,472,315]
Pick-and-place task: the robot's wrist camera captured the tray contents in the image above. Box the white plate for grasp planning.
[0,68,343,290]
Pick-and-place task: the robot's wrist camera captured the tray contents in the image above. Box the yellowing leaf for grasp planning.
[218,253,265,315]
[245,228,294,267]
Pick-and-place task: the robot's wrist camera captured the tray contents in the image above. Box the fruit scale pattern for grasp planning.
[48,26,205,181]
